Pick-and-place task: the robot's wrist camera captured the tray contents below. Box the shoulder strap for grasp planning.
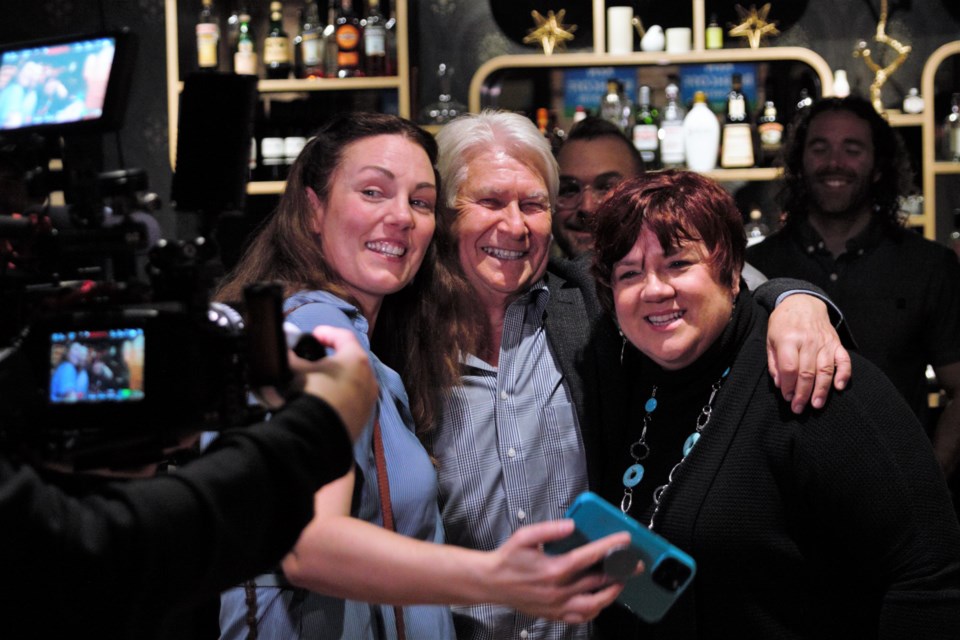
[373,418,407,640]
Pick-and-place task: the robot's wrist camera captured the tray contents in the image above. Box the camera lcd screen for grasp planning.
[0,35,118,132]
[48,328,145,404]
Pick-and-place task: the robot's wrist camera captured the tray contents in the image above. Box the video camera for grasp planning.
[0,31,297,470]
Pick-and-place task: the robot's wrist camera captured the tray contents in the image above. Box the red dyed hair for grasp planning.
[591,170,746,316]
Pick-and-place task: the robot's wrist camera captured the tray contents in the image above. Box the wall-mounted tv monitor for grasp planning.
[0,30,135,137]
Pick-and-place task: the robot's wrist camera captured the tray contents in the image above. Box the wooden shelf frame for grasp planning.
[920,40,960,240]
[164,0,411,181]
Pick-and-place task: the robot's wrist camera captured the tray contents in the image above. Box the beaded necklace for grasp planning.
[621,366,731,529]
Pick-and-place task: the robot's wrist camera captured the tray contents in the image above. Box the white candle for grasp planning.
[607,6,634,54]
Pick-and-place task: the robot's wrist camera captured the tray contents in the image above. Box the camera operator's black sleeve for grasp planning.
[1,393,353,639]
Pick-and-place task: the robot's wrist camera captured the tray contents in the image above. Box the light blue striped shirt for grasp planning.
[427,282,590,640]
[219,290,455,640]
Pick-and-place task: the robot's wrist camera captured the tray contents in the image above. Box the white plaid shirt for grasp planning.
[428,282,590,640]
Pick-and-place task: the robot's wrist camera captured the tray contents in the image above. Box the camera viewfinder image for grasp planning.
[48,328,145,403]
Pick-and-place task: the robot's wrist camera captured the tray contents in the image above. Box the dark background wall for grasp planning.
[1,0,958,240]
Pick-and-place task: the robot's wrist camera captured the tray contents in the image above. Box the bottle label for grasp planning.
[336,24,361,68]
[264,37,291,64]
[234,48,258,75]
[951,127,960,160]
[728,98,746,122]
[301,33,322,66]
[632,124,659,152]
[261,137,285,165]
[705,27,723,50]
[197,24,220,68]
[364,28,386,56]
[660,123,685,164]
[758,122,784,148]
[721,123,755,168]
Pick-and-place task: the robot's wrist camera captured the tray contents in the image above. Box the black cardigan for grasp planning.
[595,295,960,638]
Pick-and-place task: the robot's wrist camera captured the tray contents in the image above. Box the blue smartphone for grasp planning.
[546,491,696,623]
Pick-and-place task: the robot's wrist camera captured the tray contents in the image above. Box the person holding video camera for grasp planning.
[1,324,377,640]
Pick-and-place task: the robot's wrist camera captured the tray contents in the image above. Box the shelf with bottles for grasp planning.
[165,0,409,182]
[469,48,832,183]
[919,40,960,241]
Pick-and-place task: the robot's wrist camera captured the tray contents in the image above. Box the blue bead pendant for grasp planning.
[623,464,645,487]
[644,396,658,412]
[682,432,700,457]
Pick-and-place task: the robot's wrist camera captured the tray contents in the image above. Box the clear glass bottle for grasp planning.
[632,84,660,168]
[196,0,220,71]
[363,0,387,76]
[745,207,770,247]
[263,1,292,79]
[659,82,686,169]
[420,63,467,125]
[721,72,755,168]
[600,79,631,134]
[295,0,325,79]
[945,92,960,162]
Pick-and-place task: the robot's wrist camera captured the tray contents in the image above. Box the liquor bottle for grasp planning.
[196,0,221,71]
[363,0,387,76]
[572,105,588,124]
[384,0,397,76]
[536,107,549,135]
[796,87,814,112]
[263,1,293,80]
[659,82,686,169]
[833,69,850,98]
[226,5,245,62]
[720,73,755,168]
[283,132,308,179]
[335,0,363,77]
[599,79,631,134]
[756,100,784,167]
[945,92,960,162]
[705,13,723,50]
[258,119,286,181]
[683,91,720,172]
[420,63,466,124]
[632,84,660,168]
[323,0,339,78]
[745,207,770,247]
[233,13,258,76]
[950,208,960,260]
[295,0,325,79]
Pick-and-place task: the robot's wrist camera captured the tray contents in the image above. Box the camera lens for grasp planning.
[651,557,692,592]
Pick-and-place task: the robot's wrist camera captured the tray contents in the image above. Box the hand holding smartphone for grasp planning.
[546,492,696,623]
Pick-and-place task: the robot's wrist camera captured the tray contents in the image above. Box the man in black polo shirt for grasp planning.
[748,95,960,491]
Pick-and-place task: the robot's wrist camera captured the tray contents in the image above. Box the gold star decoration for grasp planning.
[728,3,780,49]
[522,9,577,56]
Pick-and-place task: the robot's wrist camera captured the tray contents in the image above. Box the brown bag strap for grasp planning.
[373,418,407,640]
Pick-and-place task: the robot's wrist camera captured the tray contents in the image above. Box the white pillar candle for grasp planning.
[607,6,635,54]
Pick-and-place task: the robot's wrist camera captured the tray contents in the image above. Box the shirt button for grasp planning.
[507,447,516,458]
[517,509,526,521]
[520,631,529,639]
[806,245,815,253]
[829,273,838,281]
[500,390,508,400]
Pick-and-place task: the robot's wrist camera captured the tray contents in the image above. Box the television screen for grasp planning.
[0,31,134,135]
[48,327,145,404]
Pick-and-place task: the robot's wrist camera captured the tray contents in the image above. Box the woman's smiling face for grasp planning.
[310,134,437,320]
[613,226,739,371]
